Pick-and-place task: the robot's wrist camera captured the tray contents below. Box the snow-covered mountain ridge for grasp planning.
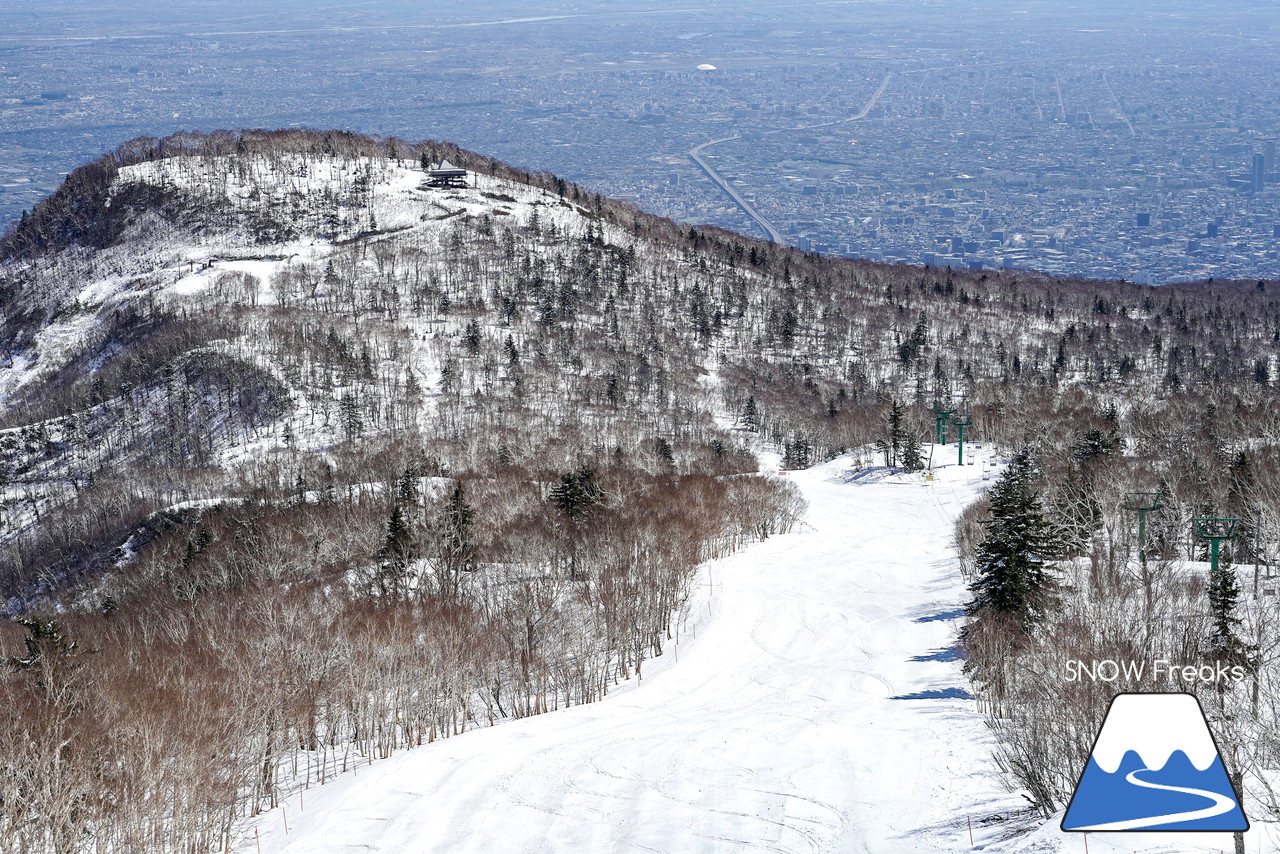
[3,149,611,405]
[0,131,823,852]
[2,130,1280,853]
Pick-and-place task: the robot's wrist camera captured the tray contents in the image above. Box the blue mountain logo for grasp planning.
[1062,693,1248,832]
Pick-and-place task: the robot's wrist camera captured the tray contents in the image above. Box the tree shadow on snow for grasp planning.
[827,465,902,485]
[912,607,965,623]
[911,645,965,663]
[891,687,974,700]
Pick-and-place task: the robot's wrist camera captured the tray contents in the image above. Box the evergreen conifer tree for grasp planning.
[384,505,412,561]
[405,370,422,401]
[550,466,603,521]
[900,430,924,473]
[1225,451,1255,562]
[503,334,520,367]
[440,481,473,571]
[339,394,362,439]
[376,505,416,599]
[548,466,603,579]
[783,435,813,470]
[397,466,420,504]
[463,319,482,356]
[425,481,475,600]
[883,398,905,467]
[654,437,676,469]
[967,449,1056,630]
[8,616,82,706]
[1207,559,1244,658]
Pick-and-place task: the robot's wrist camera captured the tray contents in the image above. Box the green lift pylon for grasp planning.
[1193,516,1240,577]
[932,403,954,446]
[952,413,972,465]
[1123,491,1163,565]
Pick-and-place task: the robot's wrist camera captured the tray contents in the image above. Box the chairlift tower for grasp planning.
[1123,491,1163,566]
[1193,516,1239,577]
[952,413,972,465]
[932,403,954,446]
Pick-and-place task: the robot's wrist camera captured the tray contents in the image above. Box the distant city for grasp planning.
[2,0,1279,283]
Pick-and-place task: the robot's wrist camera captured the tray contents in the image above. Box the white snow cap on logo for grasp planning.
[1091,693,1220,773]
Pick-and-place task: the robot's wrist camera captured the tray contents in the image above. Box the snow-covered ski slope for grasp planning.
[243,451,1242,854]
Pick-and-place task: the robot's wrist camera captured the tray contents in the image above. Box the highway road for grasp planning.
[687,73,894,246]
[688,135,781,243]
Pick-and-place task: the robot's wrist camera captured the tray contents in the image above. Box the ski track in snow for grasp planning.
[245,451,1021,853]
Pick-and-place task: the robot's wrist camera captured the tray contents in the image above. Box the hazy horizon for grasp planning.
[4,0,1280,281]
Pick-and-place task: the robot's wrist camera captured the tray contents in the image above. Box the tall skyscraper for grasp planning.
[1252,153,1266,193]
[1266,140,1277,173]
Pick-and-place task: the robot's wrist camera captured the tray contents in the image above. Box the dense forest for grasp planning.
[1,128,1279,850]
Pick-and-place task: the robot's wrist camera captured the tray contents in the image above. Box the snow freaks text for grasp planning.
[1064,659,1247,685]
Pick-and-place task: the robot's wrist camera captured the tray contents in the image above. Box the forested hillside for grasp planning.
[1,129,1279,850]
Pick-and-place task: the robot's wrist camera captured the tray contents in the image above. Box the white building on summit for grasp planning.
[426,159,468,188]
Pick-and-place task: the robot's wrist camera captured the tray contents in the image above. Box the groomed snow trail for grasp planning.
[249,452,1021,854]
